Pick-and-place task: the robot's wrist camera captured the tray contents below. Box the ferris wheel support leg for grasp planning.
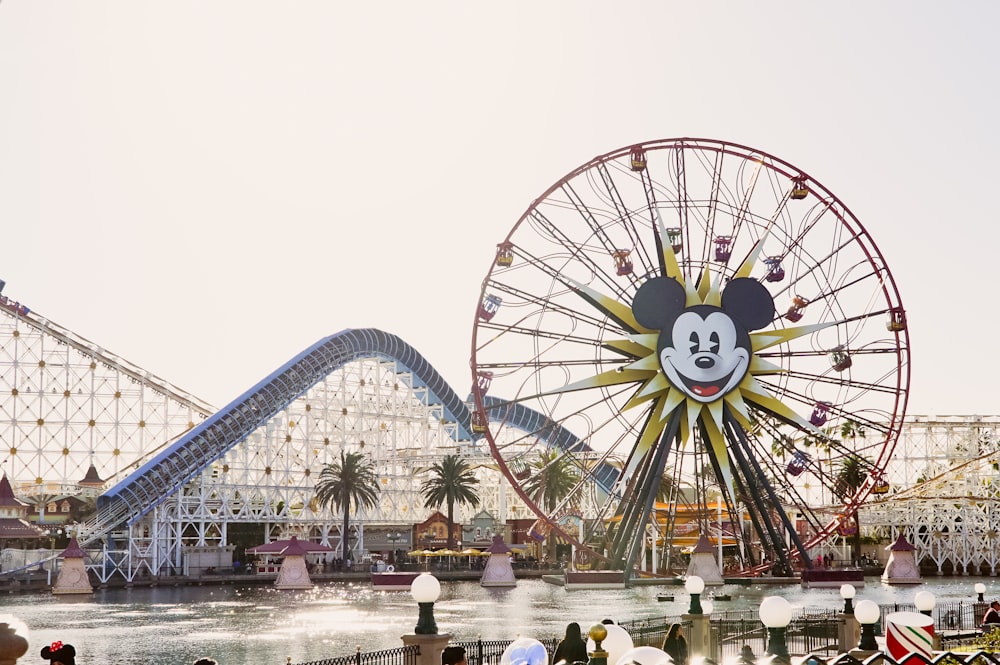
[611,409,681,577]
[725,414,812,572]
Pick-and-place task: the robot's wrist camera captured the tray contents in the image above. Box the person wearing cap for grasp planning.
[982,600,1000,630]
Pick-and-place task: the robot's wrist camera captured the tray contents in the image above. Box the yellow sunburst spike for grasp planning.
[742,378,817,431]
[696,264,714,302]
[626,373,671,409]
[703,404,734,501]
[565,277,650,334]
[703,270,723,308]
[724,385,754,426]
[751,321,835,352]
[659,387,686,424]
[546,368,653,396]
[620,398,669,482]
[748,355,783,376]
[733,227,772,279]
[604,338,652,359]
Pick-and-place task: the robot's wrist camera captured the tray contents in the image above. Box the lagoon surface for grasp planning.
[0,577,995,665]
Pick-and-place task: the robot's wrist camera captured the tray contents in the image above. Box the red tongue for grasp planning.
[692,385,720,397]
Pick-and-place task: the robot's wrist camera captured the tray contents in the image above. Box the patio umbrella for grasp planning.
[247,536,334,555]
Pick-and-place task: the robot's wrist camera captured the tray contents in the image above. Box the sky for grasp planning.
[0,2,997,418]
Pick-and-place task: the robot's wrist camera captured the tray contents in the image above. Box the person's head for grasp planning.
[442,646,467,665]
[564,622,582,640]
[992,600,1000,610]
[40,642,76,665]
[741,645,754,657]
[194,660,219,665]
[667,623,682,639]
[601,618,615,625]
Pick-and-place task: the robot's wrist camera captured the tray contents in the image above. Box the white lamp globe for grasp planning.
[976,583,987,595]
[914,591,936,612]
[855,599,880,625]
[685,575,705,595]
[500,638,548,665]
[410,573,441,603]
[759,596,792,628]
[587,624,633,665]
[614,646,671,665]
[840,584,856,600]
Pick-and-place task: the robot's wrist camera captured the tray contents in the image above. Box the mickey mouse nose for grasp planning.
[695,356,715,369]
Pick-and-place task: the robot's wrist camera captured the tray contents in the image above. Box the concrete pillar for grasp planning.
[683,613,712,660]
[402,632,453,665]
[838,613,859,655]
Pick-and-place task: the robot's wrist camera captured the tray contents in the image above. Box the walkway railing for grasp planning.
[247,602,1000,665]
[293,644,419,665]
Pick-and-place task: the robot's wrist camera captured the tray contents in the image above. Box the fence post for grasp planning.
[477,636,482,665]
[357,645,362,665]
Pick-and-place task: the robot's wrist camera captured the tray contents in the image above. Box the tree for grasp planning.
[522,449,580,559]
[315,450,381,560]
[833,455,868,564]
[420,454,480,550]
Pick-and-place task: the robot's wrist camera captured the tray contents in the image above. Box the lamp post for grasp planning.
[976,583,987,603]
[840,584,856,614]
[410,573,441,635]
[855,599,880,652]
[587,623,608,665]
[387,531,402,563]
[685,575,704,615]
[760,595,792,661]
[915,591,935,618]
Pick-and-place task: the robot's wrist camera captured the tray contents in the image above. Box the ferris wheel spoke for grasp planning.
[594,162,660,279]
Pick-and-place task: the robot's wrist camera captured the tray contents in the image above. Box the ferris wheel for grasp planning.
[470,138,910,578]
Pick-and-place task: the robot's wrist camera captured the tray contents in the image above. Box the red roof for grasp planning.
[0,475,28,508]
[0,518,45,539]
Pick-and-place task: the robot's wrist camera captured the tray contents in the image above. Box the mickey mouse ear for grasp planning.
[632,277,686,330]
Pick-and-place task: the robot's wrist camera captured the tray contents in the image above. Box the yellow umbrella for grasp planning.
[407,550,424,557]
[435,549,459,556]
[459,548,481,555]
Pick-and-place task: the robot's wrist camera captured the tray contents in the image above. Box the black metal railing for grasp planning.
[290,600,997,665]
[452,637,560,665]
[294,644,419,665]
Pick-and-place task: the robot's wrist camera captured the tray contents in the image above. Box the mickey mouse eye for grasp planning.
[709,331,720,354]
[689,332,699,355]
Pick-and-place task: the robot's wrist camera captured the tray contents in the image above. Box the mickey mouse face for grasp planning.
[632,276,775,404]
[660,306,749,402]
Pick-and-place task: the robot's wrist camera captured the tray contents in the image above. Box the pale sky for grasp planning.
[0,2,996,417]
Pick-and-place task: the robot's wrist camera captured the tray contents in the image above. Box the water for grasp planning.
[0,576,993,665]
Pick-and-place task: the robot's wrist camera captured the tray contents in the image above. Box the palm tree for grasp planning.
[833,455,867,564]
[420,454,480,550]
[522,449,580,560]
[315,450,381,560]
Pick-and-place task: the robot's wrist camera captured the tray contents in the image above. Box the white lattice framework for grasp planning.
[0,298,213,507]
[860,415,1000,575]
